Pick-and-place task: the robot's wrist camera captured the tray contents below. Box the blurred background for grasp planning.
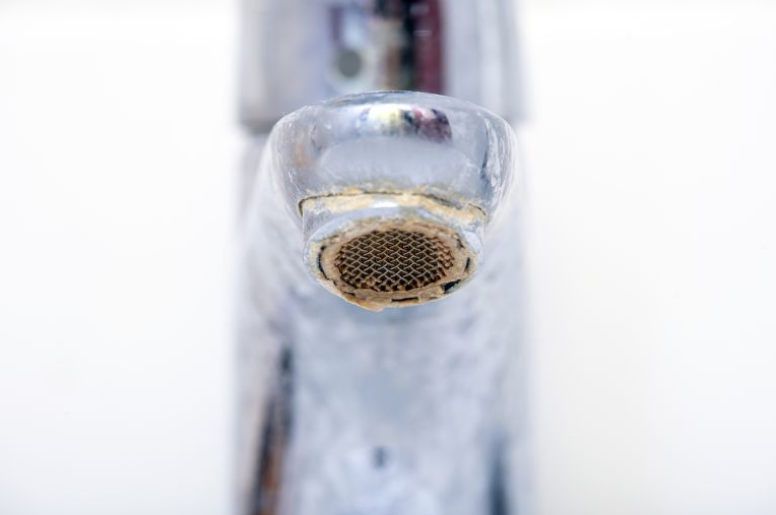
[1,0,775,514]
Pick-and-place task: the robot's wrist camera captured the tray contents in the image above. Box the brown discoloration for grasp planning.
[303,193,480,311]
[335,229,455,292]
[300,190,486,224]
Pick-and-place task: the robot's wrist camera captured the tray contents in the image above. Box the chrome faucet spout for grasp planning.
[237,2,524,515]
[238,91,521,515]
[267,92,516,310]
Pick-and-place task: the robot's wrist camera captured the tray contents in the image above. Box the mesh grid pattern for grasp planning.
[333,229,455,293]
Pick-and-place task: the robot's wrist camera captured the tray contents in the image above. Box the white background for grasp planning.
[1,1,775,514]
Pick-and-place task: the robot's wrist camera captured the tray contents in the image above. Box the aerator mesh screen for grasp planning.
[333,229,455,293]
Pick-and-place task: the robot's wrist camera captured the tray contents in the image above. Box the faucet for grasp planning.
[237,2,523,514]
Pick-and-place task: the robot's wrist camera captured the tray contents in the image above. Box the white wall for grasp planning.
[1,1,775,514]
[520,3,776,514]
[0,5,236,514]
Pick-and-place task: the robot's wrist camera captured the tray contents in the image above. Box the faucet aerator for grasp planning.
[302,194,482,310]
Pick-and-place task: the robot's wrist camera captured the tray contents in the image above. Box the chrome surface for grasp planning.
[267,93,514,216]
[240,0,520,131]
[238,2,523,514]
[238,91,521,514]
